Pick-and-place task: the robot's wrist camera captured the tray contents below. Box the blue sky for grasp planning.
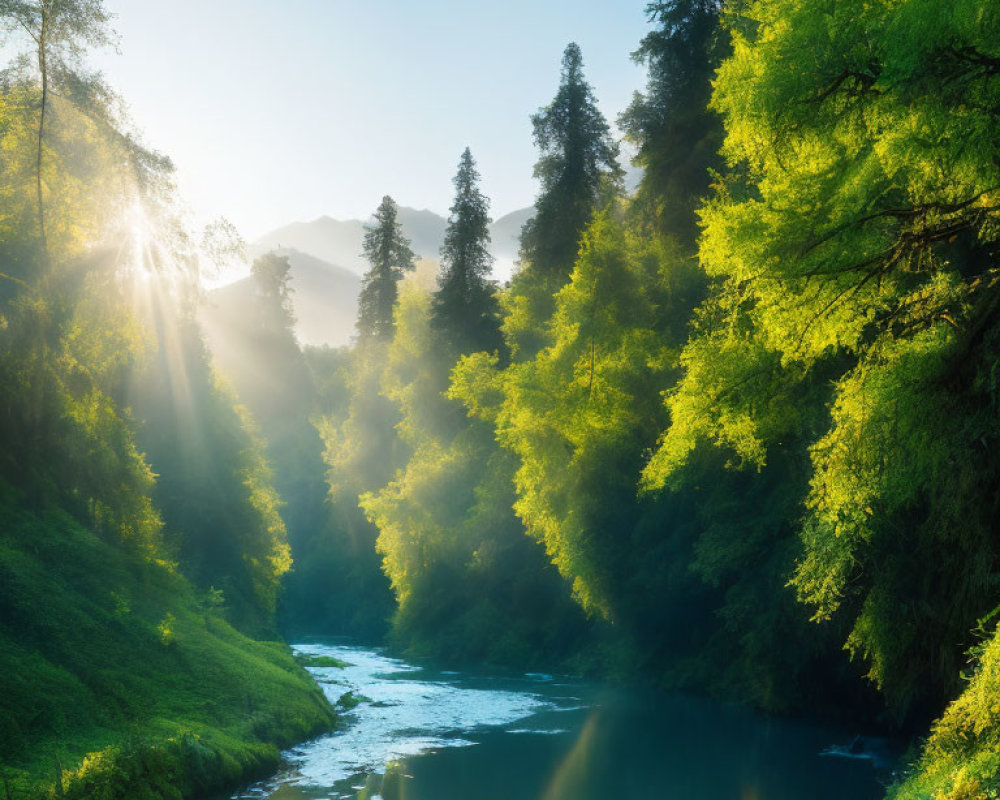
[91,0,654,240]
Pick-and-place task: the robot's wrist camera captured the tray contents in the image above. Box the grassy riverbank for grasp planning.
[0,495,335,799]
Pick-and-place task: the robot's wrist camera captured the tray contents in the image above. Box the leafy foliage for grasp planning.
[362,284,590,665]
[465,210,692,617]
[643,0,1000,716]
[0,12,330,797]
[0,497,333,799]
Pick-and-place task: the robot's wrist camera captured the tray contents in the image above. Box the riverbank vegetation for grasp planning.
[0,2,333,796]
[283,2,999,797]
[2,1,999,798]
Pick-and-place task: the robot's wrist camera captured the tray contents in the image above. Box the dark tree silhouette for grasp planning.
[519,42,623,278]
[356,195,415,341]
[431,148,502,356]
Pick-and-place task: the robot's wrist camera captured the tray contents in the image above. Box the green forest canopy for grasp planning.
[1,2,999,799]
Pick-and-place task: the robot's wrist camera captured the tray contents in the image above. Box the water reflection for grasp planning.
[231,642,892,800]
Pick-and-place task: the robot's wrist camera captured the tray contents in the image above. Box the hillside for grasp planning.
[0,489,334,798]
[222,208,536,348]
[252,218,368,274]
[252,206,535,285]
[252,207,449,276]
[489,207,535,281]
[204,248,362,349]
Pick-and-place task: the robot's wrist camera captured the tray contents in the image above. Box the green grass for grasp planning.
[334,691,371,711]
[0,497,336,799]
[294,654,352,669]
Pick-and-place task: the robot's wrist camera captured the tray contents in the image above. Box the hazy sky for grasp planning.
[88,0,653,241]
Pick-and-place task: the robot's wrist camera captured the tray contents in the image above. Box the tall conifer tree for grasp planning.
[356,195,415,341]
[431,148,502,356]
[620,0,725,243]
[519,42,623,278]
[503,43,623,360]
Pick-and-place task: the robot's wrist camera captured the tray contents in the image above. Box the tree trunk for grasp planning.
[35,22,48,267]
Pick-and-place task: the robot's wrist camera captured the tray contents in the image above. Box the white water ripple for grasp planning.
[236,643,569,797]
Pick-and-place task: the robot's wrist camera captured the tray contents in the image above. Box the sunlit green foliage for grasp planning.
[464,210,689,616]
[0,494,333,799]
[10,1,1000,795]
[127,296,295,633]
[0,0,117,265]
[889,622,1000,800]
[0,62,168,555]
[275,346,393,638]
[643,0,1000,715]
[0,14,330,797]
[362,284,590,664]
[311,337,405,636]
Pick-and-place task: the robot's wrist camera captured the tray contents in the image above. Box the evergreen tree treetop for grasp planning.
[520,42,623,279]
[620,0,726,242]
[432,147,502,357]
[356,194,415,342]
[441,147,492,279]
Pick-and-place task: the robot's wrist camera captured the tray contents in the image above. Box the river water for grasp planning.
[230,641,896,800]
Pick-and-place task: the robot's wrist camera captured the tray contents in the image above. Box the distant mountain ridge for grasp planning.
[203,248,361,350]
[252,205,535,282]
[207,205,536,350]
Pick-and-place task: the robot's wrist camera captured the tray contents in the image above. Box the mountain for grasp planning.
[396,207,449,262]
[251,206,535,283]
[489,207,534,281]
[203,248,361,349]
[218,205,537,348]
[253,218,368,274]
[251,207,449,277]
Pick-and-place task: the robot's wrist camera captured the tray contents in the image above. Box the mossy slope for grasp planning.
[0,496,335,799]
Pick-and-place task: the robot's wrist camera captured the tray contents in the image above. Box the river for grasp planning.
[229,641,897,800]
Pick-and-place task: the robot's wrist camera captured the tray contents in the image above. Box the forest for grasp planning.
[1,0,999,798]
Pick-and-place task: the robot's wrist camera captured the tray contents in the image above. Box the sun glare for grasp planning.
[123,200,155,281]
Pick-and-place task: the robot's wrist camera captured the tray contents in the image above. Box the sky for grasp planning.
[83,0,653,242]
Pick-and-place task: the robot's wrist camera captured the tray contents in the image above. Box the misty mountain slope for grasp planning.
[253,206,535,284]
[252,207,449,276]
[204,248,361,349]
[489,207,535,281]
[490,207,535,260]
[252,218,368,274]
[397,207,449,260]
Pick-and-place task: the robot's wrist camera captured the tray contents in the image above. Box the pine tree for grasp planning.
[619,0,725,243]
[431,148,502,356]
[356,195,415,341]
[519,42,623,278]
